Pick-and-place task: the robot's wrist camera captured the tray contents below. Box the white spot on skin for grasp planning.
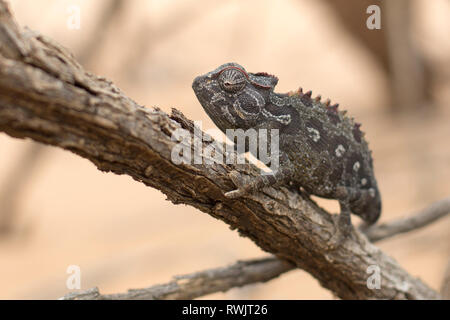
[369,188,375,198]
[361,178,367,186]
[307,127,320,142]
[211,92,225,103]
[270,94,285,107]
[261,109,291,125]
[353,161,360,172]
[278,114,291,124]
[335,145,345,157]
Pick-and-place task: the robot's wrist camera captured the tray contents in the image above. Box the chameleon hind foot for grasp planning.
[326,212,353,250]
[326,188,353,250]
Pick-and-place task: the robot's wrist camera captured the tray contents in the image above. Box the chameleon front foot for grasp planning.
[224,170,278,199]
[224,170,253,199]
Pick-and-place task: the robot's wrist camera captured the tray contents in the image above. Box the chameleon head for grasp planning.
[192,63,278,132]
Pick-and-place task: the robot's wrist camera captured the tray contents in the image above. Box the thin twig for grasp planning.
[363,197,450,242]
[62,196,450,300]
[61,258,294,300]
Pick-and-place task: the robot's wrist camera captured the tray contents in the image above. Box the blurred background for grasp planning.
[0,0,449,299]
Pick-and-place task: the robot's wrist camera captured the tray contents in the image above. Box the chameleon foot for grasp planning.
[224,170,252,199]
[326,215,352,250]
[224,170,281,199]
[326,197,353,250]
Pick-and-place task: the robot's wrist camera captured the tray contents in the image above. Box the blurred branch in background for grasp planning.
[322,0,432,113]
[0,0,125,237]
[77,0,126,66]
[384,0,430,112]
[442,259,450,299]
[0,143,44,234]
[0,0,222,236]
[120,0,225,81]
[63,197,450,300]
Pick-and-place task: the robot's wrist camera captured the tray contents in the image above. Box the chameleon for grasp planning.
[192,62,381,247]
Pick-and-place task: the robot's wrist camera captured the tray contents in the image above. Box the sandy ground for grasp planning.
[0,0,449,299]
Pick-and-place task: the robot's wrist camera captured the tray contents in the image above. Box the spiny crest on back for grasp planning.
[289,87,337,111]
[288,86,366,141]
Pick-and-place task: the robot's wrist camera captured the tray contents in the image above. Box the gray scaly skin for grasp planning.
[192,63,382,248]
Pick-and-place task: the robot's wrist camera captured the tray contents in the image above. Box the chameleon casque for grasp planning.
[192,62,381,247]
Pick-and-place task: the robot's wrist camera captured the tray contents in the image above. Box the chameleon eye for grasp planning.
[218,68,247,93]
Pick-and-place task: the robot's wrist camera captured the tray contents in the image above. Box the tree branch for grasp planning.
[0,0,125,235]
[62,196,450,300]
[363,197,450,242]
[0,1,441,299]
[61,258,294,300]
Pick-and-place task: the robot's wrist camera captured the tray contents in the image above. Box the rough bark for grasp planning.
[0,0,124,234]
[62,198,449,300]
[0,1,440,299]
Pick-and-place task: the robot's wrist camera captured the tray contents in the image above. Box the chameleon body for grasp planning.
[192,63,381,246]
